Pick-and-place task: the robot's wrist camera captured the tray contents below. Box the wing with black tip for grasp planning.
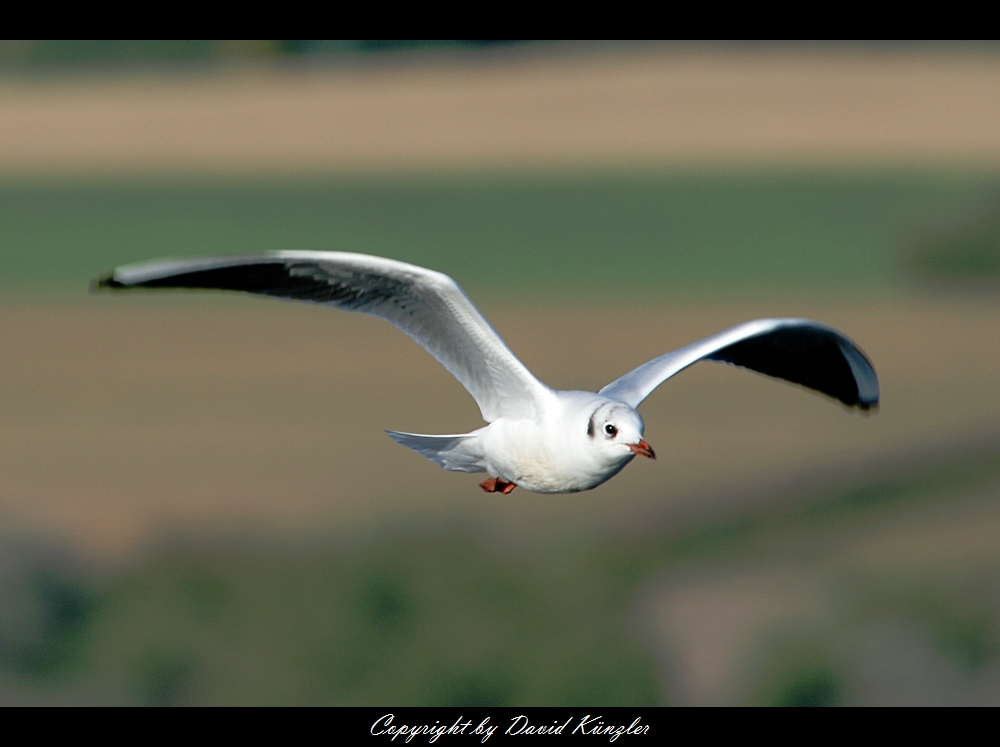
[599,318,879,411]
[95,252,550,421]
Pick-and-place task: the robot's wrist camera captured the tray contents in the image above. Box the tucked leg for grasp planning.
[479,477,518,494]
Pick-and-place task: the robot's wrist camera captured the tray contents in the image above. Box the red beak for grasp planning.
[628,439,656,459]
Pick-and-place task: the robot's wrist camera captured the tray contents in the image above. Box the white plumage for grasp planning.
[97,251,879,494]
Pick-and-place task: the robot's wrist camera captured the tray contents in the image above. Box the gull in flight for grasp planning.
[95,252,879,495]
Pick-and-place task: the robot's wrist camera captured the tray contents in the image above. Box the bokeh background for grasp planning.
[3,40,1000,705]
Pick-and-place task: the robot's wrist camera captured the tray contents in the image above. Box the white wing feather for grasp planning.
[100,251,550,421]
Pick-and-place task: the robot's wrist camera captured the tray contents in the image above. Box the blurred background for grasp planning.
[3,40,1000,705]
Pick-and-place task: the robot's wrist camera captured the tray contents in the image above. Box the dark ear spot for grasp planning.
[587,413,596,438]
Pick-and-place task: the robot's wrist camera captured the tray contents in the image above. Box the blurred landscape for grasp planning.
[3,41,1000,705]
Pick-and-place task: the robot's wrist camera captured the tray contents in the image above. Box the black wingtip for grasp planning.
[858,399,879,414]
[91,273,126,292]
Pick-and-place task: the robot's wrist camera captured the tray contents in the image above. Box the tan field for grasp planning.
[3,45,1000,176]
[2,294,998,557]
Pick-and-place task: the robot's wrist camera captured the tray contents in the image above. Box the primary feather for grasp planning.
[599,318,878,410]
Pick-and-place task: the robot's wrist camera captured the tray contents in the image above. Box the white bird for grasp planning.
[95,252,879,494]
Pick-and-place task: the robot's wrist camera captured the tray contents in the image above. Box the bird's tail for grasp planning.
[385,430,487,473]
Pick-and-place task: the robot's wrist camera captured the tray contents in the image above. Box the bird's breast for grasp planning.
[479,418,618,494]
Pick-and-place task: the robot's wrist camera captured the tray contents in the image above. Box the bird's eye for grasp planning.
[604,424,618,437]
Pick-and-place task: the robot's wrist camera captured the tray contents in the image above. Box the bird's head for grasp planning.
[585,401,654,464]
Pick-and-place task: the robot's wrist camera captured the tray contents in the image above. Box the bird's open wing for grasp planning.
[599,318,879,410]
[95,251,550,421]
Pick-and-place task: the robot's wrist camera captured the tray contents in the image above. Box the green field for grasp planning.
[2,170,997,296]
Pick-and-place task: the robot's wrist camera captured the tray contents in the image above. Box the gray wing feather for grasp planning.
[96,251,549,421]
[385,430,486,473]
[599,318,879,411]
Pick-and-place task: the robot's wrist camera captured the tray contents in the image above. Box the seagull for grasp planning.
[94,252,879,495]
